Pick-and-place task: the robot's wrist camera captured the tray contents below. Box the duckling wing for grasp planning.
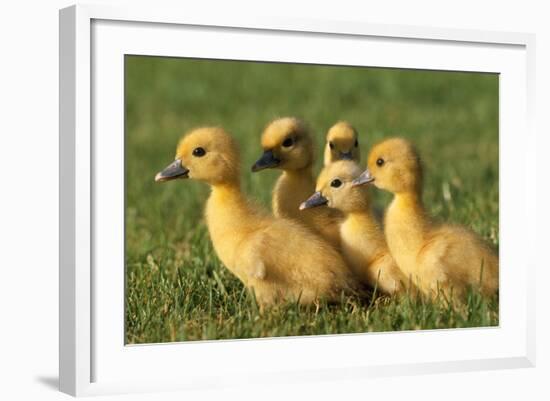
[239,234,267,281]
[417,225,499,295]
[238,218,356,302]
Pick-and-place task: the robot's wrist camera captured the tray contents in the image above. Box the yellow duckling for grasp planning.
[251,117,342,247]
[352,138,499,299]
[300,160,407,295]
[323,121,361,166]
[156,127,358,306]
[323,121,384,222]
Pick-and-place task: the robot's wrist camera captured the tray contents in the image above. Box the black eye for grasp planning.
[282,137,294,148]
[329,141,335,150]
[330,179,342,188]
[354,139,359,148]
[192,147,206,157]
[376,158,385,166]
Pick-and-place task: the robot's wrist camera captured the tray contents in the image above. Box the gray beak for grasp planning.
[340,151,353,160]
[299,191,328,210]
[155,159,189,182]
[351,169,374,187]
[251,149,280,172]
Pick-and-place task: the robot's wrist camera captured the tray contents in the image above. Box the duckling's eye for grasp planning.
[282,137,294,148]
[354,139,359,148]
[376,158,385,167]
[192,147,206,157]
[329,142,335,150]
[330,179,342,188]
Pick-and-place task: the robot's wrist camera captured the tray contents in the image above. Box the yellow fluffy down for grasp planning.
[323,121,361,166]
[363,138,499,300]
[312,161,408,295]
[159,126,359,307]
[256,117,343,248]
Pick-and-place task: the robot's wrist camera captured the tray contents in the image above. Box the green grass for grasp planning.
[125,56,499,344]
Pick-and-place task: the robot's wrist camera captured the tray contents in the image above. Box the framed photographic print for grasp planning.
[59,4,536,396]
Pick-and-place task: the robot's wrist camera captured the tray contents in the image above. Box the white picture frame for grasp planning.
[59,3,536,397]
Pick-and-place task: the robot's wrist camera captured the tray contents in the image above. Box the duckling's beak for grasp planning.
[155,159,189,182]
[340,151,353,160]
[351,169,374,187]
[251,150,280,172]
[299,191,328,210]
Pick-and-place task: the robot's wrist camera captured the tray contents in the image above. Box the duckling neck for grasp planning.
[205,182,263,272]
[391,192,425,215]
[210,182,242,198]
[346,211,380,231]
[207,183,253,226]
[385,191,428,267]
[282,165,314,181]
[272,166,315,218]
[342,211,386,263]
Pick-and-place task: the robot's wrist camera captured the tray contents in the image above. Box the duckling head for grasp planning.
[324,121,360,165]
[251,117,314,172]
[353,137,422,194]
[300,160,370,214]
[155,127,240,186]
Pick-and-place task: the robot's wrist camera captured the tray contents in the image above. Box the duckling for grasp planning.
[324,121,384,223]
[156,127,358,307]
[300,160,408,295]
[352,138,499,300]
[324,121,361,166]
[251,117,342,247]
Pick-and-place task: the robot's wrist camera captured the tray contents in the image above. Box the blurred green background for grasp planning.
[125,56,499,344]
